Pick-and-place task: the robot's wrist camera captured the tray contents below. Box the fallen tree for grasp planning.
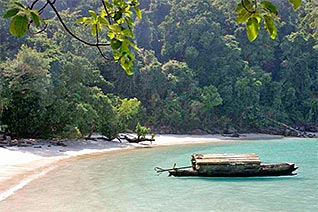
[267,117,311,138]
[123,135,155,144]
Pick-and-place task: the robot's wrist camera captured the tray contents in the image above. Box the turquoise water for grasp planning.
[0,138,317,212]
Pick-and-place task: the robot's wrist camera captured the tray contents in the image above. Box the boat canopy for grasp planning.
[192,153,261,165]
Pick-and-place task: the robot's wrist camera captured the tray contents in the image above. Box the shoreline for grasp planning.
[0,133,283,201]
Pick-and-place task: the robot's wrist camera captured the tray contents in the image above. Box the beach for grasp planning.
[0,133,283,201]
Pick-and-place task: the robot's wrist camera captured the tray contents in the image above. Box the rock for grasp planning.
[56,141,67,147]
[307,133,315,138]
[9,139,18,146]
[18,143,31,147]
[284,129,292,136]
[231,132,240,137]
[5,135,11,142]
[50,141,67,147]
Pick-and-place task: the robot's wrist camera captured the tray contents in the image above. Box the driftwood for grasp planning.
[84,135,155,143]
[85,136,113,141]
[124,135,155,143]
[267,118,309,138]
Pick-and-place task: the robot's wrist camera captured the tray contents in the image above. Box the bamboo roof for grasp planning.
[192,153,261,165]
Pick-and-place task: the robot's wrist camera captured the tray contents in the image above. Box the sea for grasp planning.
[0,138,317,212]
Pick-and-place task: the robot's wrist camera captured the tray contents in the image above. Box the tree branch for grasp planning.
[96,25,114,61]
[39,1,49,14]
[47,0,110,47]
[30,0,40,9]
[102,0,113,24]
[28,23,48,34]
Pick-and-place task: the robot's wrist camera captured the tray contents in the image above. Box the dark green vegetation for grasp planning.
[0,0,317,138]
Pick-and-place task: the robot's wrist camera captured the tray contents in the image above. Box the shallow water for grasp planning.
[1,138,317,212]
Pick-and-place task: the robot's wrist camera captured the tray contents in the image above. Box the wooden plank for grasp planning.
[195,160,261,163]
[195,158,261,165]
[195,157,260,160]
[195,158,260,161]
[193,153,258,156]
[192,153,262,166]
[193,153,259,159]
[196,158,260,161]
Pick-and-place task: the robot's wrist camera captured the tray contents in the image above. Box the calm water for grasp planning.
[0,138,317,212]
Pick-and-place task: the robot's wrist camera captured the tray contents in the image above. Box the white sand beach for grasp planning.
[0,133,283,201]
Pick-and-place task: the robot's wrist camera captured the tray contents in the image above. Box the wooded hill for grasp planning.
[0,0,317,138]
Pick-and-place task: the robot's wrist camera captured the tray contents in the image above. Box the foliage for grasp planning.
[3,0,307,74]
[3,0,142,74]
[117,97,141,130]
[0,0,317,138]
[201,85,223,111]
[235,0,304,42]
[0,45,51,137]
[135,122,150,139]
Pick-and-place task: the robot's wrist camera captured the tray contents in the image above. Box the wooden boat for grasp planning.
[155,153,298,177]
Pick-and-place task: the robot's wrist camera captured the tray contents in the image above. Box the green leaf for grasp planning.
[114,12,122,21]
[235,3,243,14]
[130,42,140,51]
[98,16,109,25]
[120,40,130,52]
[125,17,135,27]
[9,15,29,37]
[252,12,262,23]
[264,15,277,39]
[289,0,302,10]
[91,24,97,36]
[108,31,115,39]
[134,6,142,19]
[30,11,40,27]
[122,29,134,38]
[88,10,97,19]
[236,0,253,13]
[108,24,122,32]
[236,4,252,24]
[246,17,260,42]
[120,56,133,75]
[111,39,122,50]
[91,22,101,36]
[3,8,20,19]
[261,1,278,16]
[77,17,88,23]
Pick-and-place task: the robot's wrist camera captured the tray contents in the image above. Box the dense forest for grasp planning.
[0,0,317,139]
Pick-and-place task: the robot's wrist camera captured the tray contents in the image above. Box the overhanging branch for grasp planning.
[47,0,110,47]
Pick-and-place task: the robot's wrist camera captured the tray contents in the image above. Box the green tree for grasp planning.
[279,32,318,124]
[40,51,123,138]
[0,45,51,137]
[3,0,305,73]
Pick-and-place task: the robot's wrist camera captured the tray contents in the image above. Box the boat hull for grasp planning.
[169,163,298,177]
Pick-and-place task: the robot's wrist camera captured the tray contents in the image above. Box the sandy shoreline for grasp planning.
[0,133,283,201]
